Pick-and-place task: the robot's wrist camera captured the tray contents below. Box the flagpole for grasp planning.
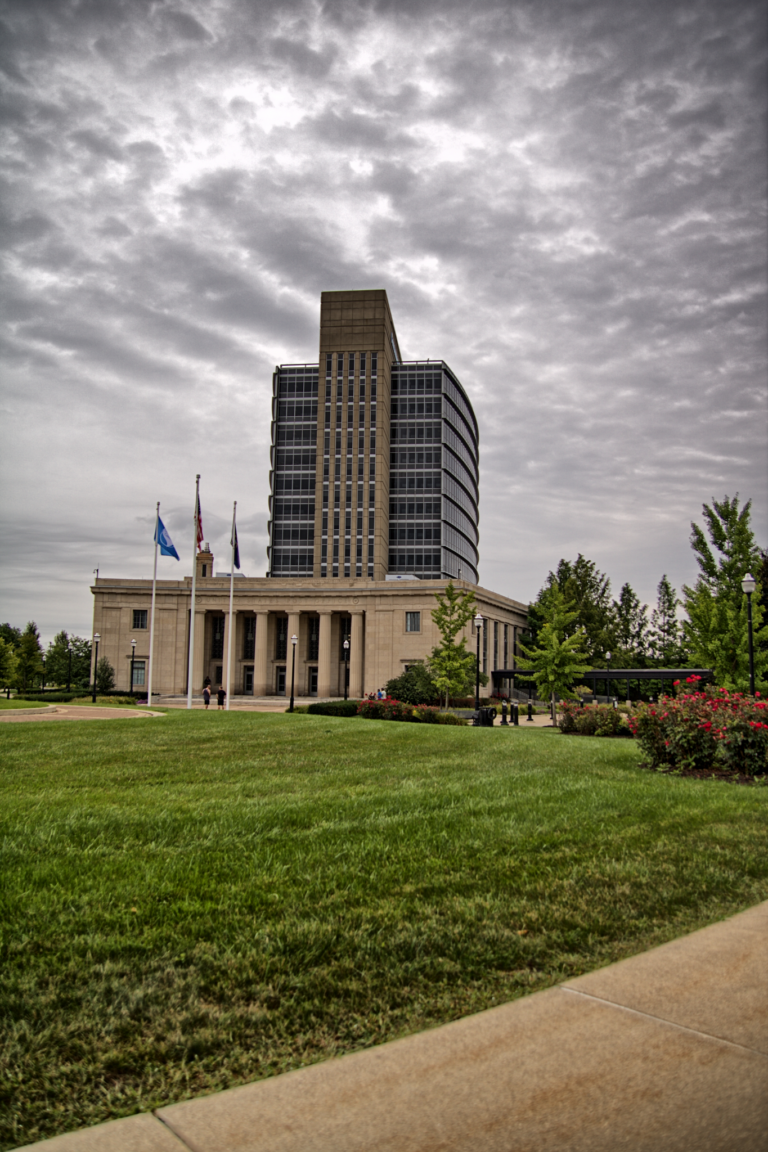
[147,502,160,705]
[226,500,236,711]
[186,475,200,710]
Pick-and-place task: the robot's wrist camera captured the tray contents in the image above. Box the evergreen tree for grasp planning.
[538,555,616,661]
[430,581,481,708]
[15,622,44,691]
[649,575,685,665]
[614,582,649,663]
[45,631,72,687]
[95,657,116,693]
[516,584,592,719]
[682,495,767,690]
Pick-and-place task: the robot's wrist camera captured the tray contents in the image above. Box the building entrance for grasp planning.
[276,667,286,696]
[308,667,318,696]
[244,667,254,695]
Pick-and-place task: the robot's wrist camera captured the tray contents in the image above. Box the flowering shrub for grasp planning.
[357,697,467,725]
[628,677,768,775]
[558,701,630,737]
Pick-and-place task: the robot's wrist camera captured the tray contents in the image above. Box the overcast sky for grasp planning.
[1,0,766,646]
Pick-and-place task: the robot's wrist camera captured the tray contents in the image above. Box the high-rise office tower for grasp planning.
[268,290,479,583]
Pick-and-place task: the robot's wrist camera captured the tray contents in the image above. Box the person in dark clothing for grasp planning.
[202,683,211,709]
[217,685,226,710]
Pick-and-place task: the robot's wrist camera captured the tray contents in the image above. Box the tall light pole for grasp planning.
[474,612,483,712]
[130,639,136,694]
[742,573,756,696]
[605,650,611,703]
[92,633,100,703]
[343,638,350,700]
[67,643,72,693]
[289,634,298,712]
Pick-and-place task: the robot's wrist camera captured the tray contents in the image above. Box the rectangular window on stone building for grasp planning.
[275,617,288,661]
[405,612,421,632]
[133,610,148,630]
[244,617,255,660]
[211,615,225,659]
[131,661,145,687]
[308,617,319,661]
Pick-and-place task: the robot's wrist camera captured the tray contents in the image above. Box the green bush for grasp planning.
[559,701,632,737]
[357,698,467,725]
[306,700,361,717]
[629,678,768,774]
[16,693,78,703]
[384,665,439,705]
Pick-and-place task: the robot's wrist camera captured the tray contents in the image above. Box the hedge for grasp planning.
[306,700,361,717]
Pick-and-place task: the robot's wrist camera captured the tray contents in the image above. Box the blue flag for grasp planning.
[155,515,180,560]
[231,522,240,569]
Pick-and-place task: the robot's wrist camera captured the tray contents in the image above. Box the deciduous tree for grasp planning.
[430,581,481,708]
[535,555,616,661]
[517,584,592,720]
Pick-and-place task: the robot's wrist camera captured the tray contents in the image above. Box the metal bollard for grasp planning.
[527,700,534,722]
[500,700,508,726]
[513,701,519,726]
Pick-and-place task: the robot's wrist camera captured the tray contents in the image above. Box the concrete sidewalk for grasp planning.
[20,902,767,1151]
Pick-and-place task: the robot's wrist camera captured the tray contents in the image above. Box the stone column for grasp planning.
[317,611,333,698]
[253,611,270,697]
[287,611,301,698]
[349,611,364,699]
[224,609,238,696]
[192,610,206,693]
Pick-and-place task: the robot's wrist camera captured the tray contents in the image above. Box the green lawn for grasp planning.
[1,713,767,1148]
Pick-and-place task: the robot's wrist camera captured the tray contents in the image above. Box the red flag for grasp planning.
[195,492,204,550]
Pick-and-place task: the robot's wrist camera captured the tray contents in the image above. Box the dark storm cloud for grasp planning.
[0,0,765,642]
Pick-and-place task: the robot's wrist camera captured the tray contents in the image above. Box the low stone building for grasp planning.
[92,549,527,698]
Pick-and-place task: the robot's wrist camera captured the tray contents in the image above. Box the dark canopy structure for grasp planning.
[491,668,714,700]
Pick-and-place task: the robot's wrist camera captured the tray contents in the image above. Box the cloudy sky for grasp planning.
[1,0,766,646]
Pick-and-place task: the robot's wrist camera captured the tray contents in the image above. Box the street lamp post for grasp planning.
[41,655,45,693]
[605,651,612,704]
[289,634,298,712]
[343,638,350,700]
[742,573,756,696]
[67,643,72,693]
[474,613,483,712]
[130,639,136,694]
[92,633,100,703]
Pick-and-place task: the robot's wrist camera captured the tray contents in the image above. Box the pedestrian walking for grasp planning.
[202,683,211,709]
[217,685,226,710]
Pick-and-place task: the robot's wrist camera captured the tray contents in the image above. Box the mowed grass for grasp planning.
[1,713,767,1148]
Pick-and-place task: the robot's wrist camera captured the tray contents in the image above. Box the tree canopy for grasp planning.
[517,583,592,713]
[15,622,44,692]
[429,581,484,707]
[682,495,766,690]
[45,631,93,690]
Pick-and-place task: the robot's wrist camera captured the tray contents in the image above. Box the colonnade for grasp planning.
[191,607,365,698]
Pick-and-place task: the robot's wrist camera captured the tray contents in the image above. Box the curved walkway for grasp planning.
[0,705,164,723]
[18,901,768,1151]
